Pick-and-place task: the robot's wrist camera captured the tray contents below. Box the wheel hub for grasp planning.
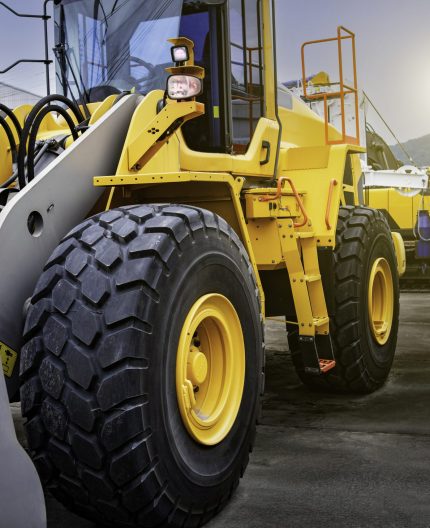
[187,345,208,386]
[176,294,245,446]
[368,257,394,345]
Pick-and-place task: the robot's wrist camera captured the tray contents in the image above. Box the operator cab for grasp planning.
[54,0,265,154]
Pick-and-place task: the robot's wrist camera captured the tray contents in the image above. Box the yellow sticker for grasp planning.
[0,341,17,378]
[213,106,220,118]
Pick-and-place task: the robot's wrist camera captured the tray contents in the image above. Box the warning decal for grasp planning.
[0,341,17,378]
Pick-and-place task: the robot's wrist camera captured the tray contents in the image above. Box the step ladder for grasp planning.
[279,224,336,375]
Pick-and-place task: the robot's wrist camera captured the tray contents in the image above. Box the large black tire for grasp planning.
[289,206,399,393]
[20,204,264,527]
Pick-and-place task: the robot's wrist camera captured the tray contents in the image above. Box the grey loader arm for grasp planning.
[0,94,140,401]
[0,367,46,528]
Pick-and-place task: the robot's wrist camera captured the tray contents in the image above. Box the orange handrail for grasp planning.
[259,177,309,228]
[325,179,338,229]
[301,26,360,146]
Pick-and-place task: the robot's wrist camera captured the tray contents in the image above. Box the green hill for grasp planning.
[390,133,430,167]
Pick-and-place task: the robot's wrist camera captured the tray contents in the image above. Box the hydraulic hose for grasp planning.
[1,143,50,191]
[25,105,79,184]
[0,187,19,208]
[0,103,22,137]
[0,115,18,188]
[17,94,85,188]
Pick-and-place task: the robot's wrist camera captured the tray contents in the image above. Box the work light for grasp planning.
[171,45,189,63]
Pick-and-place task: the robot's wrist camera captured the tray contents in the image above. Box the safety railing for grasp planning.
[0,1,53,95]
[301,26,360,146]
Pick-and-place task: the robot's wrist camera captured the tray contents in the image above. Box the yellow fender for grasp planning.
[391,232,406,276]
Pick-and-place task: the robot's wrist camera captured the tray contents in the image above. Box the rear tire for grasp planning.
[20,204,263,527]
[289,206,399,393]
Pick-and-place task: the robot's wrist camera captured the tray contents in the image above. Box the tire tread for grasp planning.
[21,204,264,527]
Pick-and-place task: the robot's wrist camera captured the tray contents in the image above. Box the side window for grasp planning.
[229,0,264,151]
[179,6,230,153]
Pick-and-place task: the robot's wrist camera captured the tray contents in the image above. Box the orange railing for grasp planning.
[301,26,360,146]
[325,179,338,229]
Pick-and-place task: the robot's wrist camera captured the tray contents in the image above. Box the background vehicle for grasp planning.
[0,1,402,526]
[288,52,429,284]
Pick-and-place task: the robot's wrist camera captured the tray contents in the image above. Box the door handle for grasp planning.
[260,141,271,165]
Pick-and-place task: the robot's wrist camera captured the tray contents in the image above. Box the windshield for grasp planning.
[54,0,184,101]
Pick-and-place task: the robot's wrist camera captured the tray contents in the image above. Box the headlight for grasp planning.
[167,75,202,100]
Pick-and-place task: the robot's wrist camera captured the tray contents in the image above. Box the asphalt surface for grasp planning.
[12,292,430,527]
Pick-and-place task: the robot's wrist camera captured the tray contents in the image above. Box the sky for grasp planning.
[0,0,429,142]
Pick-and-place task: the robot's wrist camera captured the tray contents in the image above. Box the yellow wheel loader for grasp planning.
[0,2,403,526]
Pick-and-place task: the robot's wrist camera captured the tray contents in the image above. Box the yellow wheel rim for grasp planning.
[176,294,245,446]
[368,257,394,345]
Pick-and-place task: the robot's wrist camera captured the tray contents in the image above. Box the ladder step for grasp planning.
[299,335,335,375]
[313,316,329,327]
[319,359,336,373]
[305,274,321,283]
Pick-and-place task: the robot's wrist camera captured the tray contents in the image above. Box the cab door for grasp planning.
[179,0,280,178]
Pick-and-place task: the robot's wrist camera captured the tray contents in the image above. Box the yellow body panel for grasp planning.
[392,232,406,276]
[0,104,31,185]
[179,118,280,177]
[90,5,367,333]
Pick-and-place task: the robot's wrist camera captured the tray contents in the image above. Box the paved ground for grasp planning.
[12,292,430,527]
